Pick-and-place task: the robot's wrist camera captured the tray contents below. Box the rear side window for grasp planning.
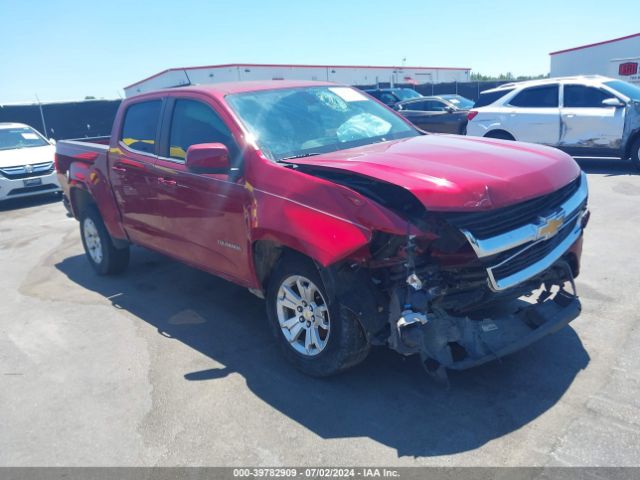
[564,85,614,107]
[403,101,427,111]
[120,100,162,154]
[379,93,398,104]
[168,99,238,161]
[424,100,447,111]
[474,88,514,107]
[509,85,559,108]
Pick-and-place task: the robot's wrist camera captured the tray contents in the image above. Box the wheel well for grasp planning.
[253,241,317,291]
[70,187,95,220]
[484,129,515,141]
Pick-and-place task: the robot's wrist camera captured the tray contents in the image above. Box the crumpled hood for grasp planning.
[0,145,55,168]
[287,135,581,211]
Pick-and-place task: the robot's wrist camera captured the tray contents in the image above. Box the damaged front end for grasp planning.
[388,263,581,383]
[322,171,590,381]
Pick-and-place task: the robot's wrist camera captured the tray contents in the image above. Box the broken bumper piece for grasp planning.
[403,285,581,373]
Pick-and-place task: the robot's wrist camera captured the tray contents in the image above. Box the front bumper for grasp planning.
[0,170,61,201]
[446,289,580,370]
[394,267,582,374]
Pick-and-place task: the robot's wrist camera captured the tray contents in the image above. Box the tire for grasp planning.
[631,137,640,172]
[266,253,369,377]
[80,205,129,275]
[485,130,515,141]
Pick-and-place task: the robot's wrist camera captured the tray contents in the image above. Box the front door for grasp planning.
[153,97,251,284]
[559,84,625,156]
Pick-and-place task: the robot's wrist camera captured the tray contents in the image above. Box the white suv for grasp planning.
[466,75,640,169]
[0,123,61,201]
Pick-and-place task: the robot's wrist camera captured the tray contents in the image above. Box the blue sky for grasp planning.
[0,0,638,103]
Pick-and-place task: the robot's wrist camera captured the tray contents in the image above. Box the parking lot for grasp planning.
[1,158,639,467]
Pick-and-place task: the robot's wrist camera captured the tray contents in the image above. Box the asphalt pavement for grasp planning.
[1,158,639,466]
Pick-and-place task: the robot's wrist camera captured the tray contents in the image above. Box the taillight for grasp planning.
[467,110,479,121]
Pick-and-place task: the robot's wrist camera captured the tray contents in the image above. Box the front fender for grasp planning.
[251,196,372,267]
[247,162,420,267]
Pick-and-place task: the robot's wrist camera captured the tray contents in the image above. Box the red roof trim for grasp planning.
[549,32,640,55]
[125,63,471,89]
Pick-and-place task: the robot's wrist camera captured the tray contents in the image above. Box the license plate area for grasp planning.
[23,178,42,187]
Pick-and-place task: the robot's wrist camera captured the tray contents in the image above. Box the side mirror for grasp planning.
[445,106,455,113]
[602,97,625,108]
[185,143,230,173]
[49,138,56,145]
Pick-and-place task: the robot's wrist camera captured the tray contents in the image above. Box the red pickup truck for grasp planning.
[55,81,589,381]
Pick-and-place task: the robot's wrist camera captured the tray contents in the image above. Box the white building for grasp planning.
[124,63,471,97]
[550,33,640,85]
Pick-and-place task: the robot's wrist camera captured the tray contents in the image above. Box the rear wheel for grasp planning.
[631,138,640,172]
[80,206,129,275]
[266,254,369,376]
[485,130,515,141]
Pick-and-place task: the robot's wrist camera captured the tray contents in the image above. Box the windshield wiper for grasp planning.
[280,152,322,161]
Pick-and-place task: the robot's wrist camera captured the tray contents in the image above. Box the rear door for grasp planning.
[153,96,252,284]
[505,85,560,145]
[109,99,166,249]
[559,84,625,155]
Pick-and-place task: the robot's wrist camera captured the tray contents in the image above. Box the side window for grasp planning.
[380,93,397,105]
[403,101,426,111]
[424,100,447,112]
[564,85,614,108]
[509,85,559,108]
[120,100,162,154]
[168,99,238,162]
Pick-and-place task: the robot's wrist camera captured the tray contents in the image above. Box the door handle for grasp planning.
[158,177,177,187]
[111,165,126,172]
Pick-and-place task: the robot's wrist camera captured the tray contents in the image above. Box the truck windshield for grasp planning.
[226,86,418,161]
[0,126,49,151]
[604,80,640,101]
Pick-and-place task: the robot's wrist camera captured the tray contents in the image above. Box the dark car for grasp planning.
[395,95,471,134]
[364,88,422,106]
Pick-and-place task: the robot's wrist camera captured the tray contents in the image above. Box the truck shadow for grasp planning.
[56,247,590,458]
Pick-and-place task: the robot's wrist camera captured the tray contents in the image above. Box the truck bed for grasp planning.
[55,136,112,211]
[56,136,110,172]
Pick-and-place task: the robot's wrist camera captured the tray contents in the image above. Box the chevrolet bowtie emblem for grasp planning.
[537,213,565,240]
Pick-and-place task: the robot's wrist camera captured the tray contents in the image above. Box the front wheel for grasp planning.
[80,206,129,275]
[266,254,369,377]
[631,138,640,172]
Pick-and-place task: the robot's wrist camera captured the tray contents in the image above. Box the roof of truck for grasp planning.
[146,80,338,98]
